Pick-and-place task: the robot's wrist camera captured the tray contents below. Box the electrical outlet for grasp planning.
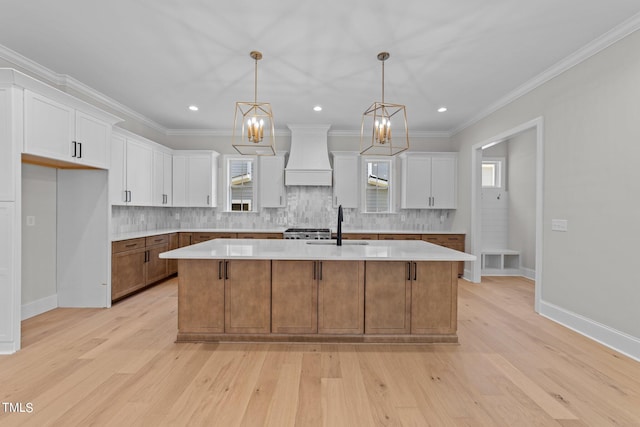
[26,216,35,226]
[551,219,568,232]
[175,212,180,220]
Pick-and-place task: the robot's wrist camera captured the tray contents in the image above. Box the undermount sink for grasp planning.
[306,240,369,246]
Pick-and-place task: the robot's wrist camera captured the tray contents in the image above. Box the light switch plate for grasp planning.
[551,219,568,232]
[26,216,35,226]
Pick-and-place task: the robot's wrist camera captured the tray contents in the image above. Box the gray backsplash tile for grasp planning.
[112,187,454,234]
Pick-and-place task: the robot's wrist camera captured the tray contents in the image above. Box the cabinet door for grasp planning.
[162,151,173,206]
[411,261,457,334]
[259,155,286,208]
[178,259,224,333]
[188,155,213,207]
[272,260,318,334]
[74,110,110,169]
[172,156,187,207]
[224,260,271,334]
[332,155,359,208]
[24,90,74,162]
[430,156,457,209]
[168,233,179,275]
[146,243,169,284]
[365,261,411,334]
[111,247,146,301]
[109,133,127,205]
[0,88,17,202]
[401,155,431,209]
[125,138,153,206]
[318,261,364,334]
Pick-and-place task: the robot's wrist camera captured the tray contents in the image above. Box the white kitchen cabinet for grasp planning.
[401,153,457,209]
[24,90,111,169]
[0,87,19,202]
[110,133,153,206]
[259,154,286,208]
[173,151,219,207]
[331,152,359,208]
[153,148,173,206]
[0,202,18,353]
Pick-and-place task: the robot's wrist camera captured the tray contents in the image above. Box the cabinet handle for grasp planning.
[407,262,411,280]
[225,261,229,280]
[207,195,210,205]
[279,195,282,205]
[144,250,149,263]
[413,262,417,281]
[313,261,316,280]
[78,142,82,159]
[319,261,323,280]
[71,141,77,158]
[218,261,223,280]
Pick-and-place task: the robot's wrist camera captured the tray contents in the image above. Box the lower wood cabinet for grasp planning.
[272,260,318,334]
[271,260,365,335]
[365,261,411,334]
[176,259,458,343]
[168,233,179,275]
[422,234,465,277]
[111,233,173,302]
[178,259,224,333]
[224,259,271,334]
[317,261,364,334]
[365,260,457,335]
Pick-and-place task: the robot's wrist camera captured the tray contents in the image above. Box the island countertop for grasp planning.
[160,238,476,262]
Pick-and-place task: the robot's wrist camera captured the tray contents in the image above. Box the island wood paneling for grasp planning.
[364,261,411,334]
[318,261,364,334]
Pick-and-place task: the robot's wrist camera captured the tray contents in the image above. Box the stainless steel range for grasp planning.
[283,228,332,240]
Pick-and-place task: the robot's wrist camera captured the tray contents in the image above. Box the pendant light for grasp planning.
[360,52,409,156]
[232,51,276,156]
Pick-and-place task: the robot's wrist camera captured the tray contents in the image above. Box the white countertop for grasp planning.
[112,228,466,242]
[159,239,476,262]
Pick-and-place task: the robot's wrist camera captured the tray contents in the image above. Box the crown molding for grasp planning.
[0,43,168,134]
[452,12,640,136]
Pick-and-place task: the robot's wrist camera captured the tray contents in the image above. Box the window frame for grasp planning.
[481,157,505,190]
[361,156,394,213]
[223,155,257,212]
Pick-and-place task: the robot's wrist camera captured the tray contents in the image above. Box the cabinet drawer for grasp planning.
[422,234,464,244]
[146,234,169,246]
[378,233,421,240]
[236,232,282,239]
[112,238,146,253]
[341,233,378,240]
[192,232,238,243]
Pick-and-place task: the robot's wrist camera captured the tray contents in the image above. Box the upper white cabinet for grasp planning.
[331,152,359,208]
[259,154,286,208]
[24,90,111,169]
[153,148,173,206]
[173,151,219,207]
[400,152,457,209]
[109,131,153,206]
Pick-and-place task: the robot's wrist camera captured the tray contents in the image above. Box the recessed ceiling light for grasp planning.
[188,105,199,111]
[313,105,322,112]
[437,106,448,113]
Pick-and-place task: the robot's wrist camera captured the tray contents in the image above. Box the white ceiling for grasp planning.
[1,1,640,135]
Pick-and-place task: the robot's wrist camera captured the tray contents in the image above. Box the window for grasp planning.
[482,158,504,189]
[226,157,255,211]
[363,159,392,213]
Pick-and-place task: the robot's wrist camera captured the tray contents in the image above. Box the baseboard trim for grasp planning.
[21,294,58,320]
[520,267,535,280]
[539,300,640,362]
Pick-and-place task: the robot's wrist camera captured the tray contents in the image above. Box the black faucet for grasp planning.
[337,204,343,246]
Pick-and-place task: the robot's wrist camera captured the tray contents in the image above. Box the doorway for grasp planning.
[470,117,544,313]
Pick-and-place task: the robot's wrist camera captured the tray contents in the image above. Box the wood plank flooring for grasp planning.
[1,276,639,426]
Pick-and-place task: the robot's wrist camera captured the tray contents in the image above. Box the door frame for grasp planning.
[469,116,544,313]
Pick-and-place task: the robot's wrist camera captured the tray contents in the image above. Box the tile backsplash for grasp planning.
[112,187,454,234]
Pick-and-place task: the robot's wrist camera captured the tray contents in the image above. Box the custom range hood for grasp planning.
[285,124,332,186]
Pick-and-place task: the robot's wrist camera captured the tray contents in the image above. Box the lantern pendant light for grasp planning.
[232,51,276,156]
[360,52,409,156]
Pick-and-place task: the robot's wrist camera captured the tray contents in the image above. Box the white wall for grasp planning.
[453,29,640,355]
[21,164,57,317]
[507,129,536,271]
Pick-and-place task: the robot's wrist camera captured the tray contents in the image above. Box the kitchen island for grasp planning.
[160,239,475,343]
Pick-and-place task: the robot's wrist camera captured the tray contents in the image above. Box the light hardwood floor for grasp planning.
[1,276,639,426]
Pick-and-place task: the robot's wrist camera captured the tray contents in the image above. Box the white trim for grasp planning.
[21,294,58,320]
[470,117,544,315]
[453,12,640,135]
[540,300,640,362]
[520,267,535,280]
